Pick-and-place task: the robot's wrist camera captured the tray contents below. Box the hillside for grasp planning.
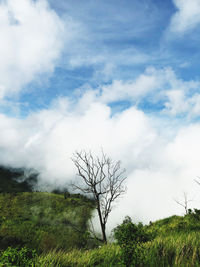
[34,211,200,266]
[146,210,200,235]
[1,165,200,266]
[0,192,95,252]
[1,192,200,266]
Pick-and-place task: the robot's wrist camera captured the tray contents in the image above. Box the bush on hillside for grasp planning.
[113,216,153,266]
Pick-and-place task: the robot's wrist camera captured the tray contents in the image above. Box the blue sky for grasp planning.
[1,0,200,226]
[9,0,199,118]
[1,0,199,117]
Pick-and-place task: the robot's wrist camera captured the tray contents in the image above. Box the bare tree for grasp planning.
[194,177,200,186]
[71,150,127,243]
[174,192,192,215]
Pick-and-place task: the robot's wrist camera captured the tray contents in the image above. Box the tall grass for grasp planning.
[36,244,121,267]
[142,232,200,267]
[36,233,200,267]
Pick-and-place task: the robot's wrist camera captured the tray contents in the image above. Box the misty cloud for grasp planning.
[0,91,200,229]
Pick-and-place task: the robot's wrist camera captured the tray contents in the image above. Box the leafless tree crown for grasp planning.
[174,192,192,215]
[71,150,127,242]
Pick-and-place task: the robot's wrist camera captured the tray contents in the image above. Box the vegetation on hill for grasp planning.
[35,244,122,267]
[1,166,200,266]
[1,201,200,266]
[0,192,95,252]
[147,210,200,234]
[111,212,200,266]
[35,233,200,267]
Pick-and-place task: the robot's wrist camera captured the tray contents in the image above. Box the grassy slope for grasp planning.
[147,213,200,234]
[37,213,200,266]
[0,193,200,266]
[139,214,200,266]
[1,166,200,266]
[0,192,95,252]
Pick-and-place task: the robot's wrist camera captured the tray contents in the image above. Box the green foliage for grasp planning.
[113,216,153,266]
[36,244,121,267]
[34,232,200,266]
[0,246,36,266]
[112,213,200,266]
[0,202,200,266]
[0,192,95,252]
[114,216,152,245]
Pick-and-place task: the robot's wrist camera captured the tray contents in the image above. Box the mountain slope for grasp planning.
[0,192,95,252]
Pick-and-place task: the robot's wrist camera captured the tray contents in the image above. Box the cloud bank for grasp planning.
[1,77,200,230]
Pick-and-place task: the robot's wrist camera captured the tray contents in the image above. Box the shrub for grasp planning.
[113,216,153,266]
[0,246,37,266]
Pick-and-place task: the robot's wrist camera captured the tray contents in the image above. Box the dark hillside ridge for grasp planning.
[0,166,38,193]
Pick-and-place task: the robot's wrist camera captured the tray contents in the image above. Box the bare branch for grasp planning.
[174,192,192,215]
[71,149,127,243]
[194,176,200,186]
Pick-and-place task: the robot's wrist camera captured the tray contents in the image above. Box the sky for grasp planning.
[1,0,200,231]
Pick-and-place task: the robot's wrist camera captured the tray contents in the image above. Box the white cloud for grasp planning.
[0,0,65,98]
[0,60,199,230]
[164,91,200,117]
[190,94,200,115]
[0,99,155,181]
[170,0,200,33]
[98,67,200,114]
[100,73,158,103]
[164,90,189,115]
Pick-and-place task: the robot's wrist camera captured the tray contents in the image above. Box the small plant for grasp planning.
[0,246,37,266]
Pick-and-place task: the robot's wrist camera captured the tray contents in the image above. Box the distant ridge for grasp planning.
[0,166,38,193]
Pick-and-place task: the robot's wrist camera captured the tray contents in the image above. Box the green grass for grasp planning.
[142,232,200,267]
[0,192,95,252]
[34,232,200,267]
[36,244,121,267]
[1,167,200,266]
[0,196,200,266]
[149,213,200,232]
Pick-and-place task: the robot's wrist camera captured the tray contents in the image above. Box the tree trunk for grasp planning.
[101,223,107,243]
[96,197,107,243]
